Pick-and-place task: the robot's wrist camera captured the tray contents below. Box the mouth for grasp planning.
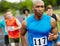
[39,12,43,14]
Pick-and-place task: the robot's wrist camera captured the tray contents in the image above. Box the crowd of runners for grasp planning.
[0,0,60,46]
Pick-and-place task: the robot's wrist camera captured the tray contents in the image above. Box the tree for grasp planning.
[43,0,57,6]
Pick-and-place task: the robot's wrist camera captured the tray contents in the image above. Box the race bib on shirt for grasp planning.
[33,36,47,46]
[7,26,14,31]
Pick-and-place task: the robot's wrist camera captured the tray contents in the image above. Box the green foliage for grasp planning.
[18,0,33,13]
[26,0,33,13]
[18,2,26,10]
[43,0,57,7]
[0,0,60,14]
[0,0,17,15]
[57,0,60,6]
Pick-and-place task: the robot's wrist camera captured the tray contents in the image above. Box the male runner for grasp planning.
[21,0,58,46]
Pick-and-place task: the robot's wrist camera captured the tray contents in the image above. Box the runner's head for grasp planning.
[23,9,30,17]
[32,0,44,16]
[5,9,13,19]
[46,5,53,16]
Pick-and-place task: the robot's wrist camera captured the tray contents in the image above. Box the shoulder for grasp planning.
[13,17,19,22]
[51,17,56,22]
[12,17,18,20]
[22,20,26,28]
[1,18,5,23]
[22,20,26,26]
[26,14,34,22]
[27,14,34,19]
[51,17,56,27]
[15,17,21,24]
[43,13,51,17]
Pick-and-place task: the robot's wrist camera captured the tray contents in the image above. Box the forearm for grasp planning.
[14,24,22,30]
[15,18,22,30]
[21,28,27,46]
[16,22,22,30]
[52,28,58,40]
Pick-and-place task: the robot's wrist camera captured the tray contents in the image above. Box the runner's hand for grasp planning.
[48,33,54,41]
[12,26,17,31]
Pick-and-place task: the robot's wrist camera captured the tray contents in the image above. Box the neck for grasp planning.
[34,14,43,20]
[25,14,29,17]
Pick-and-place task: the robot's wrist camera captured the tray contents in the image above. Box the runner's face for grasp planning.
[6,12,13,19]
[25,10,29,16]
[47,8,53,15]
[33,2,44,16]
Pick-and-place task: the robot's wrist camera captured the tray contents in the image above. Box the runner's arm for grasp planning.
[14,18,22,30]
[21,20,27,46]
[48,18,58,41]
[51,18,58,40]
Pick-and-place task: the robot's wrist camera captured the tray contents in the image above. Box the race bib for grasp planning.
[7,26,14,31]
[33,36,47,46]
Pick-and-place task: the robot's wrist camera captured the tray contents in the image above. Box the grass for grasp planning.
[57,22,60,31]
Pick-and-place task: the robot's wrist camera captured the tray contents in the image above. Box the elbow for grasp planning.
[21,30,26,36]
[21,32,25,36]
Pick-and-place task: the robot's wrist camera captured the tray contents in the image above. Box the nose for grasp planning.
[39,7,42,11]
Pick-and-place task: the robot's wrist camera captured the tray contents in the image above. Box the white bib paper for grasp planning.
[33,36,47,46]
[7,26,14,31]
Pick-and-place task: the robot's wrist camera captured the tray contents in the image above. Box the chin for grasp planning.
[37,15,42,17]
[39,13,43,15]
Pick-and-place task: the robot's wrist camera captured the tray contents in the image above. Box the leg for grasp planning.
[4,35,9,46]
[16,42,20,46]
[15,38,20,46]
[10,43,15,46]
[9,38,15,46]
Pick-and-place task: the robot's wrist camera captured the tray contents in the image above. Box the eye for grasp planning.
[36,6,40,8]
[40,6,44,8]
[36,5,44,8]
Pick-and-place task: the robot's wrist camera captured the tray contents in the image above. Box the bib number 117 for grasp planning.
[33,36,47,46]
